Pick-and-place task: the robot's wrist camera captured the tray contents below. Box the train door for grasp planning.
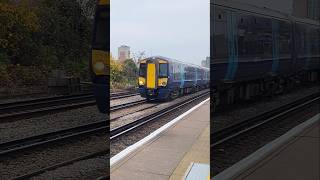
[147,63,156,89]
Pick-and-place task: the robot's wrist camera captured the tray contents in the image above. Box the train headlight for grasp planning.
[138,77,145,86]
[158,78,168,87]
[92,50,108,75]
[94,62,105,72]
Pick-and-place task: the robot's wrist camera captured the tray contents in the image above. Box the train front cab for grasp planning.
[90,0,109,113]
[138,58,170,100]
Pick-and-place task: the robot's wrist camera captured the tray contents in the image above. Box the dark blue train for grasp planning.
[90,0,109,113]
[138,56,210,100]
[211,0,320,105]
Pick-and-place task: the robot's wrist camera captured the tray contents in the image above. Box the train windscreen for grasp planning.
[139,63,147,76]
[159,63,168,77]
[93,7,109,50]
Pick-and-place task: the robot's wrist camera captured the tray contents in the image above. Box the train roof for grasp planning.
[140,56,210,71]
[213,0,320,26]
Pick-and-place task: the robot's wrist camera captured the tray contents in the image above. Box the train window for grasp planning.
[139,63,146,76]
[159,63,168,77]
[310,27,320,55]
[173,63,180,80]
[317,29,320,55]
[278,20,291,57]
[295,24,318,57]
[185,67,195,80]
[203,71,205,80]
[198,69,203,80]
[93,6,109,50]
[295,24,305,57]
[212,7,228,61]
[237,14,272,59]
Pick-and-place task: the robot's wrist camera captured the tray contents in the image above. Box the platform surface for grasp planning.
[111,100,210,180]
[234,116,320,180]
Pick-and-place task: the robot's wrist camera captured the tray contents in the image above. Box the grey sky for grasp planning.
[111,0,209,65]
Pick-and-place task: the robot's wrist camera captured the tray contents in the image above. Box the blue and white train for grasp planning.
[138,56,210,100]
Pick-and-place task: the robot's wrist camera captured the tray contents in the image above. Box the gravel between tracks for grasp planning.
[0,106,106,144]
[111,102,158,120]
[110,95,144,107]
[30,155,109,180]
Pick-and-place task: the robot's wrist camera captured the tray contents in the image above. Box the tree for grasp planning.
[78,0,96,19]
[122,59,138,78]
[132,51,147,64]
[0,1,40,65]
[110,55,123,83]
[38,0,92,66]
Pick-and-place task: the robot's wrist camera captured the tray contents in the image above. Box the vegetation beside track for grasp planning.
[0,0,95,95]
[110,57,138,91]
[0,0,139,96]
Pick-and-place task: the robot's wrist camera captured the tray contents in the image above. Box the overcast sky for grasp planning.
[111,0,209,65]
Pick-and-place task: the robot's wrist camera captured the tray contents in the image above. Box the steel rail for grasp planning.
[0,93,92,108]
[0,101,97,122]
[0,92,141,122]
[110,92,140,100]
[0,94,94,113]
[211,92,320,147]
[0,91,138,111]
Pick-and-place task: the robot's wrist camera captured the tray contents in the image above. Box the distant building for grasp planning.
[201,57,210,68]
[118,45,130,61]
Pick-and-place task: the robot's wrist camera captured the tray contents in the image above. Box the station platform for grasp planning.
[110,99,210,180]
[215,113,320,180]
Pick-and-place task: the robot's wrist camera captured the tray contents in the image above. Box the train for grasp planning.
[211,0,320,106]
[90,0,109,113]
[138,56,210,100]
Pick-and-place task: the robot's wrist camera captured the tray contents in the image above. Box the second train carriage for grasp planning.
[138,56,210,100]
[211,0,320,105]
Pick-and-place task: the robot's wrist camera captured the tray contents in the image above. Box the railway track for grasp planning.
[110,90,210,140]
[0,121,108,179]
[110,99,148,111]
[211,92,320,148]
[0,91,138,111]
[0,91,140,122]
[0,121,107,156]
[0,93,94,113]
[110,92,139,99]
[12,150,109,180]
